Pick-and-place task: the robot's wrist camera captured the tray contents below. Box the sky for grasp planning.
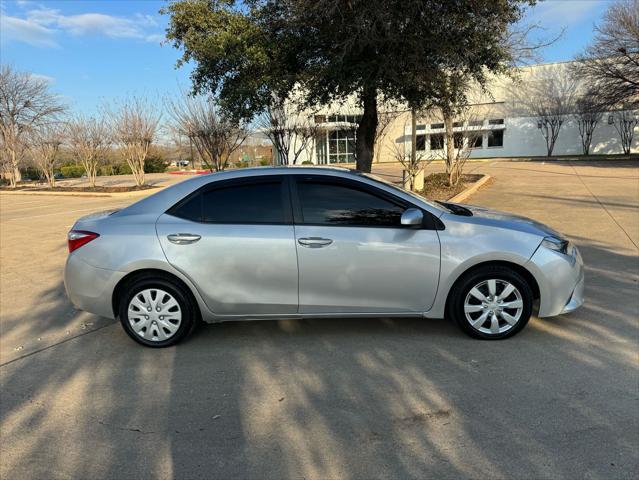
[0,0,611,115]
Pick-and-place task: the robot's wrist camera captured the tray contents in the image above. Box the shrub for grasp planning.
[144,154,168,173]
[234,161,250,169]
[19,167,41,180]
[259,159,271,166]
[301,160,313,165]
[60,165,86,178]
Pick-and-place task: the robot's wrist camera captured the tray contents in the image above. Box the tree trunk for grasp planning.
[444,113,455,185]
[10,150,20,187]
[355,86,378,173]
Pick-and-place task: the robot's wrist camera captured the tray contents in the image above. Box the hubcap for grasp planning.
[464,279,523,335]
[128,288,182,342]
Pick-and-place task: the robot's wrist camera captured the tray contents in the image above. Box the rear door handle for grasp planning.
[167,233,201,245]
[298,237,333,248]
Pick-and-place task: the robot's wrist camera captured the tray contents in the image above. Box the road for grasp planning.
[1,160,637,479]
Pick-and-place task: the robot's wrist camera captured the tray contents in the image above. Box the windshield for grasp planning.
[358,172,451,213]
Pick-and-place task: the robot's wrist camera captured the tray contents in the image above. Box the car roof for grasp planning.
[118,166,447,218]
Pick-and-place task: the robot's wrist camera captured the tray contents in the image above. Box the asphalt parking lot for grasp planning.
[1,160,638,479]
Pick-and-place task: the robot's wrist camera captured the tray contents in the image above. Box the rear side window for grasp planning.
[169,180,287,224]
[297,181,405,227]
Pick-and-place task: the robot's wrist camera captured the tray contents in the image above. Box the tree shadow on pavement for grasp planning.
[1,238,637,479]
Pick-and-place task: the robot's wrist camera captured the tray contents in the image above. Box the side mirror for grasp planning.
[401,208,423,227]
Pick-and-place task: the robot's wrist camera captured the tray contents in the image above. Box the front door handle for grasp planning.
[167,233,201,245]
[298,237,333,248]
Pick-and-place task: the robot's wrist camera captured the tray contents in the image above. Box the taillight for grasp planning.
[68,230,99,253]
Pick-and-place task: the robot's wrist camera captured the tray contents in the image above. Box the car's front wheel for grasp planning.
[448,265,533,339]
[119,277,197,347]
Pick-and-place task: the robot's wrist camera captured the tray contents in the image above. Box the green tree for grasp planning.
[163,0,533,172]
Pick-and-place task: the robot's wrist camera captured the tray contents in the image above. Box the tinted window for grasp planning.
[297,181,405,227]
[169,181,286,223]
[170,194,202,222]
[203,182,285,223]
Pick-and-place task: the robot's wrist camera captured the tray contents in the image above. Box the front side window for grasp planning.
[169,180,286,224]
[297,181,405,227]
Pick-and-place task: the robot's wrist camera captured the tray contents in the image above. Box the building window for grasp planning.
[487,130,504,147]
[328,114,361,124]
[327,128,357,163]
[430,134,444,150]
[314,115,327,124]
[488,118,504,125]
[454,133,464,149]
[453,121,463,128]
[416,134,426,151]
[468,120,484,127]
[471,134,483,148]
[430,122,444,129]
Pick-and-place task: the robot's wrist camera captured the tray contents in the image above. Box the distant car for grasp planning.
[176,160,190,167]
[64,167,584,347]
[54,172,65,180]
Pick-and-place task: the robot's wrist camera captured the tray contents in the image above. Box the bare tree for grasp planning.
[573,0,639,108]
[167,94,246,172]
[257,97,318,165]
[427,106,484,186]
[388,141,426,192]
[67,114,111,187]
[29,122,66,187]
[512,67,577,156]
[0,65,65,187]
[110,97,161,186]
[611,109,638,154]
[573,95,605,155]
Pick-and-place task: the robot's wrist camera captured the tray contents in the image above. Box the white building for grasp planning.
[277,61,638,165]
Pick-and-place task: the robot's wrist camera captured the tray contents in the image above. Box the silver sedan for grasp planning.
[64,167,584,347]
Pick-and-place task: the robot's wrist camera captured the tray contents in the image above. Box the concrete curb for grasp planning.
[0,187,164,199]
[448,174,492,204]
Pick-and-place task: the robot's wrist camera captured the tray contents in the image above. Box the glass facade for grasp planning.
[315,114,361,164]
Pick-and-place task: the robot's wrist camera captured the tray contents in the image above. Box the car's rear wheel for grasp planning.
[119,277,196,347]
[448,265,533,339]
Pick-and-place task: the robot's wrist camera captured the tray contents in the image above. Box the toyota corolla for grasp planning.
[64,167,584,347]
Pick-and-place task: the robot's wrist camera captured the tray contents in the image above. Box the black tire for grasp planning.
[119,276,197,347]
[447,265,533,340]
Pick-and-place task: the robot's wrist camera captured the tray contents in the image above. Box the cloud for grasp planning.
[523,0,602,28]
[1,5,164,47]
[30,73,55,84]
[0,14,59,47]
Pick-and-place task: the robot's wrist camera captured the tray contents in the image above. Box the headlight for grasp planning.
[541,236,571,255]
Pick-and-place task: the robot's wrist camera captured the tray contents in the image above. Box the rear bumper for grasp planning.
[64,254,125,319]
[527,244,585,317]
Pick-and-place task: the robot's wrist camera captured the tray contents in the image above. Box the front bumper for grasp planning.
[561,273,585,314]
[527,244,585,317]
[64,254,125,319]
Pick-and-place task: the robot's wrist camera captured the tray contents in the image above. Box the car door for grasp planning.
[291,175,441,314]
[156,176,298,316]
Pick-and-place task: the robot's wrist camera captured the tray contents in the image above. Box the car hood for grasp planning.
[455,204,562,238]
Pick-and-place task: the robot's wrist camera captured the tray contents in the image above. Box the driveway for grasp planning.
[1,160,637,479]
